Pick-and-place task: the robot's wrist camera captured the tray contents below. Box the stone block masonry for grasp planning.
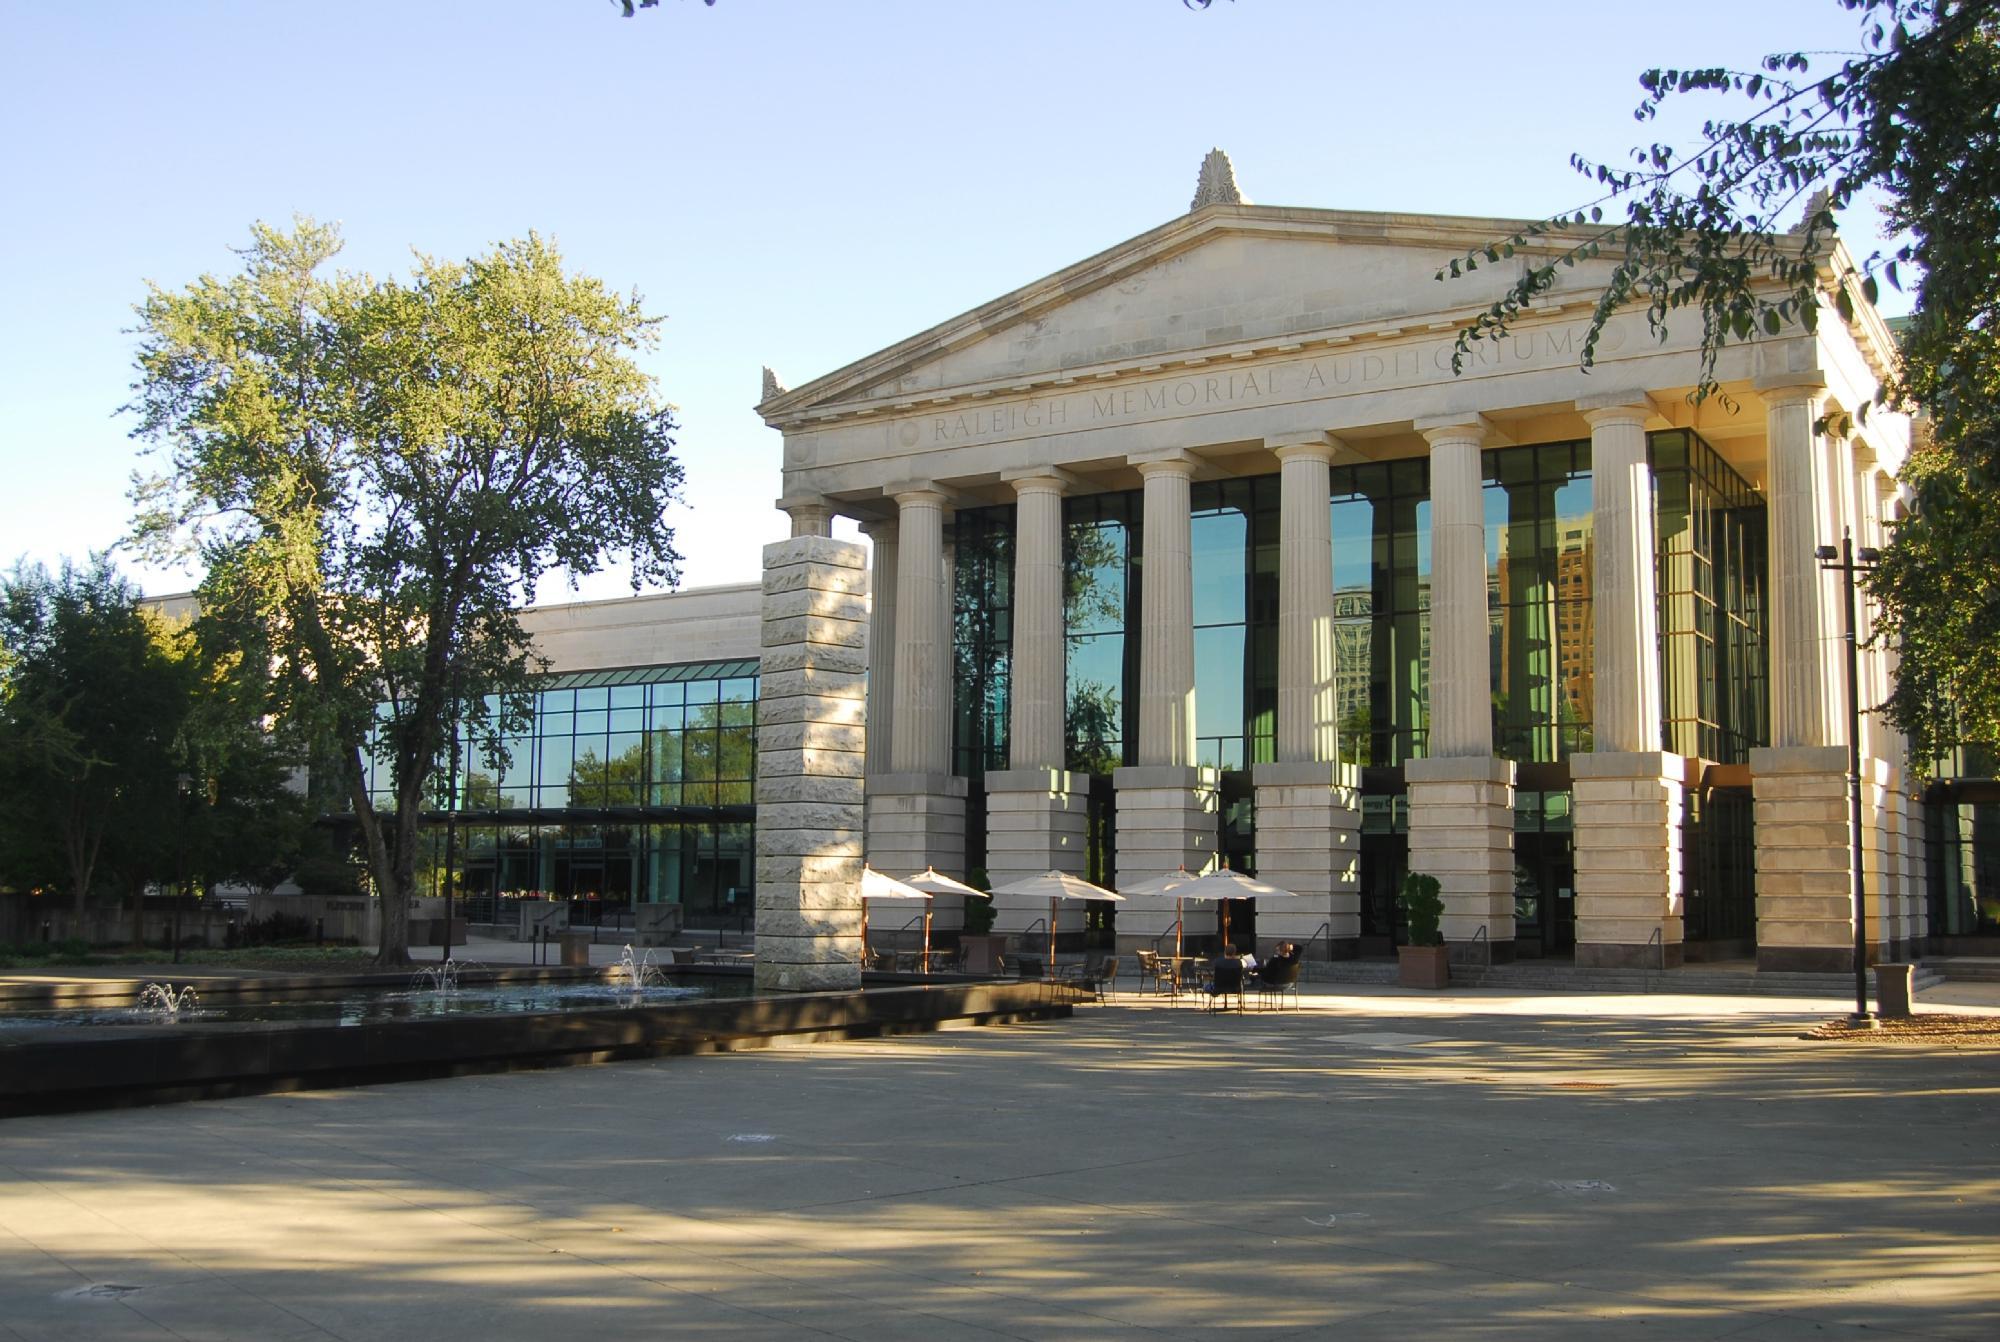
[755,537,868,993]
[1405,756,1516,961]
[1750,745,1857,974]
[1571,751,1685,969]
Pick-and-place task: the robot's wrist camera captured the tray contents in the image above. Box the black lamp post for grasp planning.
[1816,529,1881,1025]
[173,771,193,966]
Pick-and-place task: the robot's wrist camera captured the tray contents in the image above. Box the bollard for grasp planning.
[315,917,325,946]
[1874,962,1915,1019]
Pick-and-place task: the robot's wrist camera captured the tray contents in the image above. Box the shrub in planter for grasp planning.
[1396,872,1449,988]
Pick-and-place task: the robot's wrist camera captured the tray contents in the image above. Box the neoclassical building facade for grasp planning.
[755,155,1923,974]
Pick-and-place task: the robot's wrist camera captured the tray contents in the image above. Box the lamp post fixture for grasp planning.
[173,771,193,966]
[1816,529,1881,1026]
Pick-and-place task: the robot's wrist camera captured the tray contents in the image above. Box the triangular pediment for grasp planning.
[760,205,1597,427]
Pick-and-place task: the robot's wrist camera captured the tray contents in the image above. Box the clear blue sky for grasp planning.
[0,0,1890,602]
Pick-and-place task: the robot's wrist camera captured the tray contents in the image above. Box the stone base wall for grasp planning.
[1405,755,1516,961]
[754,536,868,993]
[1112,765,1217,950]
[1860,759,1903,959]
[984,767,1088,938]
[1904,793,1929,954]
[1750,745,1857,975]
[1252,760,1361,958]
[866,772,969,931]
[1571,751,1686,970]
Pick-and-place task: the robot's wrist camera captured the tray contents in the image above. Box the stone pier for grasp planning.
[754,536,868,993]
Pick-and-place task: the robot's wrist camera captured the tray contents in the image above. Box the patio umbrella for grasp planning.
[861,865,933,970]
[985,870,1124,969]
[1118,865,1198,959]
[1164,866,1299,954]
[901,868,985,973]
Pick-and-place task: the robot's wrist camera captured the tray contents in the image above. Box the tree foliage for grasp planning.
[1432,0,2000,773]
[129,220,684,962]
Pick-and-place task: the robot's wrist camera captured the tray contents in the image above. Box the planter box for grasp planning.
[1398,944,1450,990]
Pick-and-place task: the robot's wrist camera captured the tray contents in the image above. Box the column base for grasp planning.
[1571,750,1687,971]
[867,771,968,929]
[985,767,1088,938]
[1751,746,1858,976]
[1405,756,1516,948]
[1113,765,1217,944]
[1252,760,1360,956]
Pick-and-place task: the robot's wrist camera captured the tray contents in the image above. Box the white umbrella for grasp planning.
[1118,866,1199,960]
[902,867,985,898]
[1165,866,1299,953]
[985,870,1124,969]
[861,865,933,971]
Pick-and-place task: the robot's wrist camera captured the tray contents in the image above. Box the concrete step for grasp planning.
[1925,958,2000,983]
[1300,959,1944,998]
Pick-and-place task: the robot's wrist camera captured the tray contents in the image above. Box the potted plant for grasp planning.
[1396,872,1449,989]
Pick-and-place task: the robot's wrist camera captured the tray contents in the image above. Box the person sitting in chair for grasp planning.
[1206,945,1245,1001]
[1256,941,1300,985]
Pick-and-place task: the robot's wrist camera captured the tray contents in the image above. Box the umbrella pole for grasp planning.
[1048,896,1057,973]
[861,903,869,965]
[1175,898,1184,961]
[922,907,932,974]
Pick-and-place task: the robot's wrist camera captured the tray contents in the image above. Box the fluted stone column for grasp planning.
[868,489,966,916]
[754,536,867,993]
[860,519,897,781]
[1406,415,1516,959]
[1571,395,1687,968]
[986,471,1088,942]
[1751,374,1858,972]
[1115,451,1217,951]
[1254,434,1361,957]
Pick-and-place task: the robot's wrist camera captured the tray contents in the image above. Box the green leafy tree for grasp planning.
[0,558,194,917]
[1434,0,2000,773]
[129,220,684,964]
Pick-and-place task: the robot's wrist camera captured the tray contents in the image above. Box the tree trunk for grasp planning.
[346,757,409,967]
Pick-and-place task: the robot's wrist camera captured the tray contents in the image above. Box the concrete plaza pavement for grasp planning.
[2,984,1997,1341]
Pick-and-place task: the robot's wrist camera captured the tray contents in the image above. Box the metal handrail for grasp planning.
[1471,923,1491,970]
[1647,926,1665,989]
[1300,921,1332,962]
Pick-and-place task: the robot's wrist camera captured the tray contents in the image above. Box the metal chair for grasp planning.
[1252,958,1303,1011]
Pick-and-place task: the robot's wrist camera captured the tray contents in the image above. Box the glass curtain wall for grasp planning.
[951,505,1015,877]
[365,660,758,927]
[1483,440,1595,763]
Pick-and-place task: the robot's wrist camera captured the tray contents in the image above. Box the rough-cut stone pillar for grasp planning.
[1571,395,1687,968]
[987,470,1088,941]
[871,489,966,924]
[755,537,867,993]
[1750,744,1855,972]
[1254,433,1362,957]
[1116,450,1217,950]
[1408,415,1515,959]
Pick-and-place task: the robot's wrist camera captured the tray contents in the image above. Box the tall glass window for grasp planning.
[1189,476,1279,771]
[1063,492,1136,774]
[1651,430,1768,762]
[1483,440,1595,763]
[951,505,1014,780]
[1330,458,1432,767]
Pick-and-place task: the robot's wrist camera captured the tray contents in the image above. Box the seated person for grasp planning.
[1257,941,1300,984]
[1206,945,1245,998]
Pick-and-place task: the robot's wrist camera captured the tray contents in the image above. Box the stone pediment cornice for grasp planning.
[756,203,1609,430]
[757,204,1901,433]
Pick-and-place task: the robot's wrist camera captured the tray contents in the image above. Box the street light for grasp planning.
[174,771,193,966]
[1816,529,1881,1026]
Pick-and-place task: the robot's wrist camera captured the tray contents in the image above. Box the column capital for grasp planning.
[1575,390,1654,426]
[1129,449,1198,478]
[1755,372,1827,408]
[1414,412,1494,447]
[1001,464,1081,494]
[857,517,898,542]
[889,485,953,512]
[1269,431,1349,466]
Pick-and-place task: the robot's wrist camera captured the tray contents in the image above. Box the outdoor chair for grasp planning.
[1203,958,1246,1013]
[1135,949,1167,996]
[1252,958,1303,1011]
[1070,955,1120,1003]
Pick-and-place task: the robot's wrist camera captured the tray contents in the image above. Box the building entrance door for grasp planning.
[1512,818,1575,957]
